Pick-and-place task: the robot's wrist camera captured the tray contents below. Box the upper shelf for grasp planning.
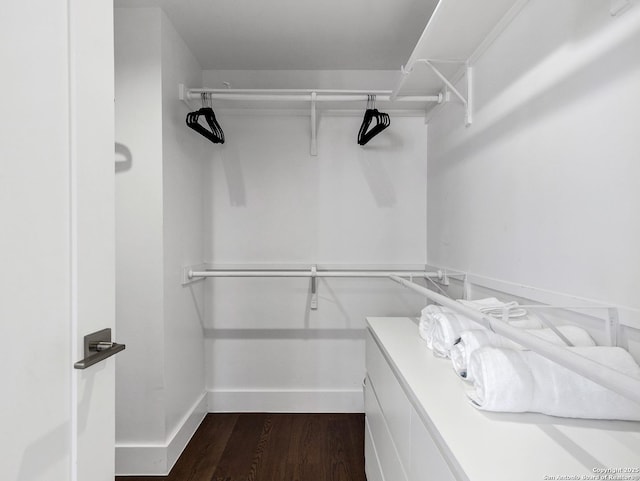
[179,1,529,129]
[392,0,528,99]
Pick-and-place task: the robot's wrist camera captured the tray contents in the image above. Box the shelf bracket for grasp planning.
[466,64,473,126]
[310,265,318,310]
[401,59,473,126]
[310,92,318,156]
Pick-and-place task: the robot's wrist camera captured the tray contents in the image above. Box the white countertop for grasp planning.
[367,317,640,481]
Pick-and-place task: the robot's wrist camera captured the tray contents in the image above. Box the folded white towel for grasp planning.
[466,346,640,420]
[451,326,596,381]
[507,317,543,329]
[459,297,528,318]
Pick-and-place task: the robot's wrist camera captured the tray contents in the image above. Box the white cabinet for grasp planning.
[364,375,409,481]
[366,330,412,470]
[365,330,457,481]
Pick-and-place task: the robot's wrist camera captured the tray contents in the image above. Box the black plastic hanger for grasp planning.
[186,93,225,144]
[357,95,390,146]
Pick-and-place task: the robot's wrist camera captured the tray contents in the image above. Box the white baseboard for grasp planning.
[115,392,207,476]
[166,393,208,472]
[207,388,364,413]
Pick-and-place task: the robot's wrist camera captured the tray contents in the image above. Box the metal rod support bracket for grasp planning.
[178,83,196,110]
[463,274,471,300]
[607,307,620,346]
[182,263,207,286]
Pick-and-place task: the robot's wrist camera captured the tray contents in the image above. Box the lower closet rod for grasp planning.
[390,275,640,406]
[189,269,443,280]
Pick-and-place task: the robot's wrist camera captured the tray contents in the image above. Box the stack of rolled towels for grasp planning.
[419,297,542,358]
[450,326,596,381]
[418,298,640,420]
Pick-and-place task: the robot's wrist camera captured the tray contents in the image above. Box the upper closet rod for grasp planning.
[184,88,442,103]
[178,84,442,155]
[390,275,640,406]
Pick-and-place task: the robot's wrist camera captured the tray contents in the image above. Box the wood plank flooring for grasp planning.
[116,413,366,481]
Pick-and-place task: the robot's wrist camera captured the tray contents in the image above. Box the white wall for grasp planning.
[160,10,208,454]
[115,7,166,448]
[427,0,640,310]
[203,69,400,90]
[201,71,429,410]
[114,8,207,475]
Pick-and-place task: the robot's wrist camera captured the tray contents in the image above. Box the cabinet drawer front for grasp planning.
[410,405,457,481]
[365,376,409,481]
[366,330,412,469]
[365,416,385,481]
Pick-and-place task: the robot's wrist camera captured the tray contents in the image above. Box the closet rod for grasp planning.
[389,275,640,406]
[189,269,443,280]
[185,88,441,103]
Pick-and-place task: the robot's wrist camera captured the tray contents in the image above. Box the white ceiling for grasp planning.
[114,0,438,70]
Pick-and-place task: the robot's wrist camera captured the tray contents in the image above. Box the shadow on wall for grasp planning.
[431,10,640,164]
[203,328,366,340]
[356,129,403,207]
[216,141,246,206]
[114,142,132,173]
[16,364,105,481]
[188,282,206,330]
[206,116,411,208]
[17,421,69,481]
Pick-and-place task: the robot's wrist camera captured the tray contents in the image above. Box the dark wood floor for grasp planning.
[116,413,366,481]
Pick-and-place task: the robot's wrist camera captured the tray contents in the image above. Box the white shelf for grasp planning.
[366,317,640,481]
[392,0,530,123]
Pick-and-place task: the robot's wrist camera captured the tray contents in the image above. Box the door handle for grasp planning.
[74,328,126,370]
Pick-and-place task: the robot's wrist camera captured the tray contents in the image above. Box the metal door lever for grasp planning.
[74,328,126,370]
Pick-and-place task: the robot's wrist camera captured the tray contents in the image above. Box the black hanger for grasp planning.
[186,93,225,144]
[357,94,390,146]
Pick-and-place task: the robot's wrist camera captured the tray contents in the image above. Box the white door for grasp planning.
[0,1,117,480]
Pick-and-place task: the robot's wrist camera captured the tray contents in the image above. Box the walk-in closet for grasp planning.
[4,1,640,480]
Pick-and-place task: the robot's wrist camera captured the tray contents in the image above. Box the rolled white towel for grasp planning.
[451,330,495,379]
[419,305,454,350]
[432,312,478,358]
[466,346,640,420]
[429,309,539,358]
[459,297,528,318]
[452,326,596,381]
